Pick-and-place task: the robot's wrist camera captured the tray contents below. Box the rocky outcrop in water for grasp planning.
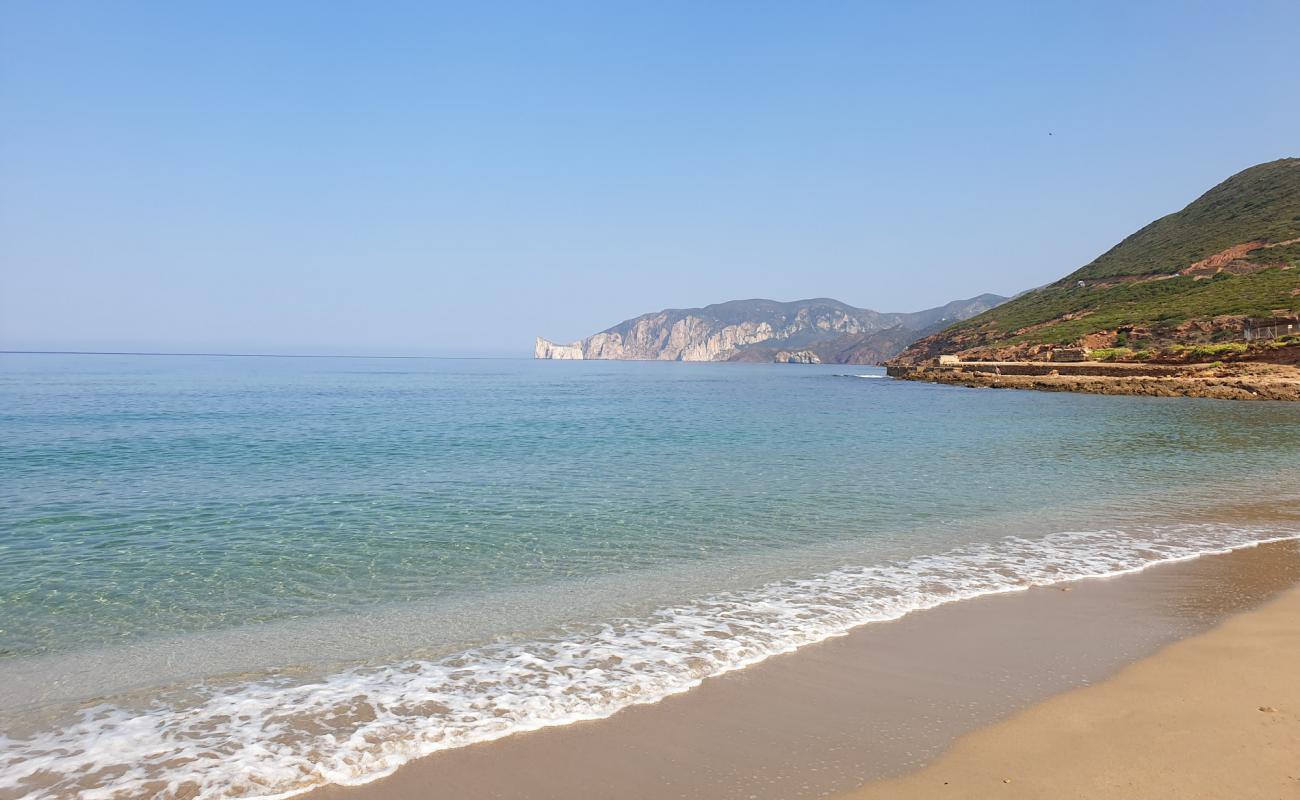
[775,350,821,364]
[533,338,585,359]
[535,295,1005,364]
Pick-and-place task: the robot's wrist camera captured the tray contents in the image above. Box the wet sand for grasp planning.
[842,580,1300,799]
[306,539,1300,800]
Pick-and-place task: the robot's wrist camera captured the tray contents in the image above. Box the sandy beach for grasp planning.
[5,6,1298,798]
[844,582,1300,799]
[307,537,1300,800]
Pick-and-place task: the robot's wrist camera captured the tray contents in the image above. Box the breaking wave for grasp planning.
[2,523,1296,799]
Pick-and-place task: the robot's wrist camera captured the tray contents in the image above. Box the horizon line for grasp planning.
[0,350,527,360]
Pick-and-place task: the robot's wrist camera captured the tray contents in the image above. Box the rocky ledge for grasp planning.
[887,361,1300,401]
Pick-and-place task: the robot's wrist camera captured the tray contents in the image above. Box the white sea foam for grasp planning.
[1,523,1296,799]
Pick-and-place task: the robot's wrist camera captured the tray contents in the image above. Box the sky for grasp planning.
[2,1,1298,356]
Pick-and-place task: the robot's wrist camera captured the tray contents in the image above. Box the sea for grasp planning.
[2,353,1298,799]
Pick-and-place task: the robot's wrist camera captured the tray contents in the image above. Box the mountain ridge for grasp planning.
[535,293,1007,364]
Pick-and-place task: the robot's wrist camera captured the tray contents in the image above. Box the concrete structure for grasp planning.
[1049,347,1091,362]
[1244,316,1299,342]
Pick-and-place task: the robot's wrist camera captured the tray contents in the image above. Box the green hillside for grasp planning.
[895,158,1300,362]
[1069,158,1300,280]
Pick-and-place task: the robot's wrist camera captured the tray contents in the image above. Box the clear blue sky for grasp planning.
[2,1,1297,356]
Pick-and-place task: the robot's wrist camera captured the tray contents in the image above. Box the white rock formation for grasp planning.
[774,350,822,364]
[534,337,585,359]
[546,316,778,361]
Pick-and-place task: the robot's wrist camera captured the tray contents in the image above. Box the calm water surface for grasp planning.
[2,354,1298,799]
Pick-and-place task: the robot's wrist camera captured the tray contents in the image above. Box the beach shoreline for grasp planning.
[8,355,1300,800]
[305,537,1300,800]
[842,580,1300,799]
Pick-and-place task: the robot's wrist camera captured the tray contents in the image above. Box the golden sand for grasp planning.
[842,585,1300,799]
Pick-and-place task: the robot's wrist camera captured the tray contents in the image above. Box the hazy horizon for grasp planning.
[0,289,1010,358]
[3,1,1299,357]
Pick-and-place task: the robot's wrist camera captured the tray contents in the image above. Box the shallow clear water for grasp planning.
[2,354,1299,798]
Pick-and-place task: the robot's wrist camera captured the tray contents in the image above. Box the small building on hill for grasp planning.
[1243,316,1298,341]
[1050,347,1091,362]
[937,354,960,365]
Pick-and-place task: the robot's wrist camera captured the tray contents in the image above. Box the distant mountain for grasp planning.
[534,294,1007,364]
[894,158,1300,364]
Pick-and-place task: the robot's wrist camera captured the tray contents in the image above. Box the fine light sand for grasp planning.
[843,585,1300,800]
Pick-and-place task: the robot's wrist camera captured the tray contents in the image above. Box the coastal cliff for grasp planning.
[535,295,1005,364]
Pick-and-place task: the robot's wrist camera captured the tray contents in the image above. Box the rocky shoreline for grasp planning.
[886,361,1300,401]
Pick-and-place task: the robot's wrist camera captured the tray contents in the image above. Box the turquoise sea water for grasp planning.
[2,354,1299,799]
